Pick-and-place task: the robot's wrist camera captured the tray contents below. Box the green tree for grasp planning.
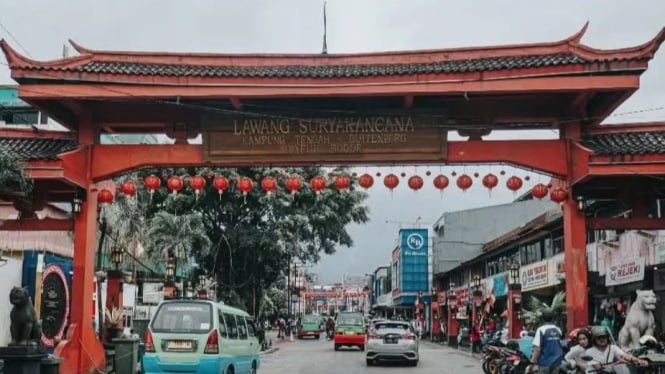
[522,291,566,328]
[146,210,212,276]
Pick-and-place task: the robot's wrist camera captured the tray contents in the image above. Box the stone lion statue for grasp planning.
[9,286,42,345]
[618,289,657,350]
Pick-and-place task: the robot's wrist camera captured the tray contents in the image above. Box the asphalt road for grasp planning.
[260,332,481,374]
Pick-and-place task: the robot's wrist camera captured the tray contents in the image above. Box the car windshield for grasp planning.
[375,323,410,331]
[151,302,213,333]
[337,314,364,326]
[302,316,319,324]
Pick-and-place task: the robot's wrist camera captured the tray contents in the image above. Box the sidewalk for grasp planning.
[261,329,292,355]
[419,338,482,361]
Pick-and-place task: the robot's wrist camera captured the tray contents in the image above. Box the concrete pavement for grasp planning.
[259,334,482,374]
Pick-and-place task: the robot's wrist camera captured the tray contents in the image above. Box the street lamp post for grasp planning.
[471,275,483,328]
[508,263,523,339]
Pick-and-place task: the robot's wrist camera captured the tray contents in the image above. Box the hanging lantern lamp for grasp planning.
[482,173,498,196]
[358,173,374,189]
[120,181,137,197]
[212,176,230,200]
[167,176,184,195]
[456,174,473,191]
[383,173,399,192]
[285,176,303,198]
[190,175,207,196]
[550,186,568,203]
[334,175,351,192]
[506,176,523,193]
[433,175,449,196]
[261,176,279,197]
[97,189,114,205]
[237,177,254,200]
[531,183,549,200]
[407,175,424,191]
[144,175,161,197]
[310,176,327,198]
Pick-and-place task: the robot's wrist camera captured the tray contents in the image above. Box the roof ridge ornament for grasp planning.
[567,21,590,45]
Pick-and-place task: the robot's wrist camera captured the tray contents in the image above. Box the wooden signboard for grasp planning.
[202,114,447,165]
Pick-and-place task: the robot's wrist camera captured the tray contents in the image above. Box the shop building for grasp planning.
[391,228,432,319]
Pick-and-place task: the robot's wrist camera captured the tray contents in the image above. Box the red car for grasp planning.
[334,312,367,351]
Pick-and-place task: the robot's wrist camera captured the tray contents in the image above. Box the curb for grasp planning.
[420,341,481,360]
[260,347,280,355]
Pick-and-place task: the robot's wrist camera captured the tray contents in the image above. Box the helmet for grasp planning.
[591,326,610,339]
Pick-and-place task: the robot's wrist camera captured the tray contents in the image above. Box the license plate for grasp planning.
[166,341,193,351]
[384,338,397,344]
[346,331,354,335]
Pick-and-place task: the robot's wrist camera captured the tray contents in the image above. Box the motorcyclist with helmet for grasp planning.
[326,317,335,339]
[584,326,648,372]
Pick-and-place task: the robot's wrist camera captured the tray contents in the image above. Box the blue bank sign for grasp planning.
[401,229,428,257]
[399,228,429,294]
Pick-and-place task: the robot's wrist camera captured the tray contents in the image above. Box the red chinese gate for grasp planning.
[1,23,665,372]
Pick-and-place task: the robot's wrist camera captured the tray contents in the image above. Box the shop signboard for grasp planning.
[493,273,508,297]
[520,260,549,291]
[606,257,646,286]
[399,228,429,294]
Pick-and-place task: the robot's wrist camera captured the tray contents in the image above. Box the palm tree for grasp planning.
[146,211,212,276]
[522,291,566,328]
[101,193,148,272]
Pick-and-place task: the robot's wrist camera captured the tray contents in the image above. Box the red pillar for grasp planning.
[507,285,523,339]
[54,187,106,373]
[563,196,589,332]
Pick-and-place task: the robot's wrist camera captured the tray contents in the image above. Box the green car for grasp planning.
[298,315,323,339]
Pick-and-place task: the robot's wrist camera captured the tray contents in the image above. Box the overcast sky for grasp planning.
[1,1,664,284]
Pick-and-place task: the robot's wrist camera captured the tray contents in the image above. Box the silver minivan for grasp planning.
[143,299,261,374]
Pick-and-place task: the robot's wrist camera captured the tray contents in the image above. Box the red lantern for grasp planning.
[433,175,449,192]
[97,189,114,205]
[310,176,327,198]
[120,181,137,197]
[407,175,424,191]
[237,177,254,196]
[144,175,161,193]
[285,176,303,197]
[334,175,352,192]
[190,175,206,195]
[506,176,523,192]
[358,173,374,189]
[482,173,498,191]
[550,186,568,203]
[261,176,278,197]
[167,177,184,194]
[383,174,399,191]
[456,174,473,191]
[531,183,549,200]
[213,176,230,199]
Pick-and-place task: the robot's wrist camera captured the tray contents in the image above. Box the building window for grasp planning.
[520,241,543,265]
[544,238,553,258]
[552,236,563,255]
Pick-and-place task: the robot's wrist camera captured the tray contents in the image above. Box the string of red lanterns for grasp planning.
[104,171,570,205]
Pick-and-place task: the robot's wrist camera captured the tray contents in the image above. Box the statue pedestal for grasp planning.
[0,345,48,374]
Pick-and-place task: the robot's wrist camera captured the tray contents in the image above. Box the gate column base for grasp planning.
[54,323,106,374]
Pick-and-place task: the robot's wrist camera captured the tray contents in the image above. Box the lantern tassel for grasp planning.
[218,191,223,201]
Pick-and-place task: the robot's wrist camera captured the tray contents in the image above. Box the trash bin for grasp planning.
[40,356,63,374]
[112,337,139,374]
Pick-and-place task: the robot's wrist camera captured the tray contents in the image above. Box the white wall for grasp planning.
[0,257,24,345]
